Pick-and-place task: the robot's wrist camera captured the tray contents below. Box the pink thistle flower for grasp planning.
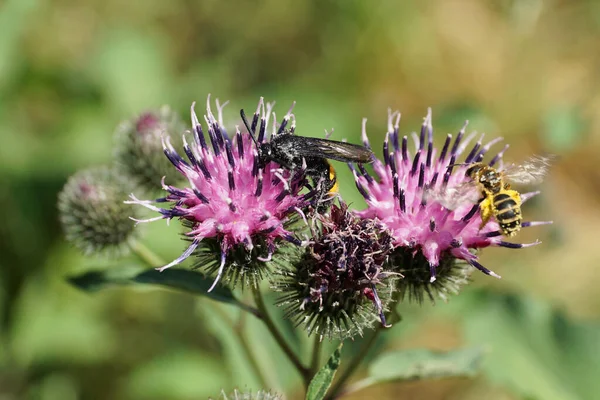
[352,108,551,283]
[126,96,309,291]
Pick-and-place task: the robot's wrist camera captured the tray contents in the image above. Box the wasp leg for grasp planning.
[478,196,494,230]
[307,159,337,211]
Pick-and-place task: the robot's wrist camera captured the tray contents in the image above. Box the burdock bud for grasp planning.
[114,106,185,193]
[217,389,283,400]
[275,202,397,340]
[58,166,138,256]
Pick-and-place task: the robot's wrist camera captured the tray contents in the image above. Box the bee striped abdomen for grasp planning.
[492,191,522,236]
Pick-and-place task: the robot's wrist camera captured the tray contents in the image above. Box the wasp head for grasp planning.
[256,142,274,167]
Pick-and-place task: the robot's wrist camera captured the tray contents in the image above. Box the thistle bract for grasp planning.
[392,248,472,304]
[352,109,551,288]
[127,97,310,291]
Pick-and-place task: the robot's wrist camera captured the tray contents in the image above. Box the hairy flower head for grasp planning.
[127,96,310,290]
[352,109,551,285]
[275,202,397,339]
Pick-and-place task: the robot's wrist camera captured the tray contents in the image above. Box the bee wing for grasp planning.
[426,181,481,210]
[501,155,553,185]
[289,137,374,163]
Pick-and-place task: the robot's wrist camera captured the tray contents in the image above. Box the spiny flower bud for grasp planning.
[114,105,185,193]
[58,166,138,256]
[275,202,397,340]
[216,389,283,400]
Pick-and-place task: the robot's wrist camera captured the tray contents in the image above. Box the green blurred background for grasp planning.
[1,0,599,399]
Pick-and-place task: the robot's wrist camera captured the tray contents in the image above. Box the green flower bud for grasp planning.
[114,106,185,194]
[58,166,138,256]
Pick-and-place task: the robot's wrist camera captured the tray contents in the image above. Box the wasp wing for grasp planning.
[279,136,374,163]
[501,155,553,185]
[425,181,481,210]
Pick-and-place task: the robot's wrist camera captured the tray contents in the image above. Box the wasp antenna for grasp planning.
[240,109,260,148]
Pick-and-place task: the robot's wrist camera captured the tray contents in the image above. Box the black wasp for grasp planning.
[240,107,374,203]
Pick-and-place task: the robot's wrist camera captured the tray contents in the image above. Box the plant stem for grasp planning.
[324,327,384,400]
[309,334,323,376]
[128,240,276,386]
[129,238,262,318]
[252,285,310,385]
[128,239,165,267]
[236,314,273,389]
[213,305,273,390]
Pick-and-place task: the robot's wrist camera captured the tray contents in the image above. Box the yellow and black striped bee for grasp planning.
[431,156,552,236]
[240,109,374,202]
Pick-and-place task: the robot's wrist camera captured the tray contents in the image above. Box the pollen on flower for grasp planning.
[352,108,552,286]
[126,96,311,291]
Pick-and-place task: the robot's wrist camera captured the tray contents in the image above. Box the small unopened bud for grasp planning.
[114,106,185,193]
[58,166,138,256]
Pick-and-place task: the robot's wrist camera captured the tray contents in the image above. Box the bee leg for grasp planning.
[478,196,494,230]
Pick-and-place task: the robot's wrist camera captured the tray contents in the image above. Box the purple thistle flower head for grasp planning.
[352,109,551,284]
[127,96,310,291]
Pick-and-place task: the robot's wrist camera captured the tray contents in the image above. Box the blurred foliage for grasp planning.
[1,0,599,399]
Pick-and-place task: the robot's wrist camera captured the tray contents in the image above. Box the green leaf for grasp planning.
[132,269,237,305]
[368,347,484,383]
[306,343,343,400]
[449,290,587,400]
[68,267,239,307]
[67,265,146,291]
[124,350,227,399]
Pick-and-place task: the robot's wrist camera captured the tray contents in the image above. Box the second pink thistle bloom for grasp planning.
[352,109,549,282]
